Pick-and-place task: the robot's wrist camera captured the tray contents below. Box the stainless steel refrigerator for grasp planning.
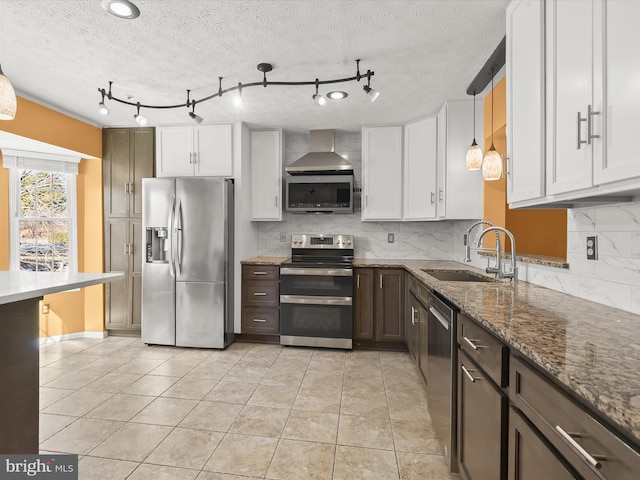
[141,177,234,348]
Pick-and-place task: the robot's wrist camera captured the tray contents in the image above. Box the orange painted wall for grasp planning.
[0,96,104,337]
[482,78,567,258]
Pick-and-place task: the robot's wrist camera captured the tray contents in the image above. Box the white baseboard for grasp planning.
[40,330,108,345]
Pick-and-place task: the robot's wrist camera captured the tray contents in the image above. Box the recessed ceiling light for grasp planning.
[101,0,140,19]
[327,91,348,100]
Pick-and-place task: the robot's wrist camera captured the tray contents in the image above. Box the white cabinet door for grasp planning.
[362,126,403,221]
[404,117,437,220]
[507,0,546,204]
[251,130,282,221]
[546,0,594,195]
[443,100,483,219]
[156,126,194,177]
[593,0,640,185]
[195,124,233,177]
[436,105,447,218]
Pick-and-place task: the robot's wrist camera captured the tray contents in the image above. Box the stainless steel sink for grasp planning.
[421,269,496,282]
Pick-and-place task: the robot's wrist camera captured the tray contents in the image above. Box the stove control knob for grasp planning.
[347,240,352,245]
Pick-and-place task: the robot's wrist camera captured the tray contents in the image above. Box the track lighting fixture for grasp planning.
[97,60,376,124]
[465,92,482,170]
[133,102,147,126]
[232,83,243,107]
[101,0,140,19]
[0,64,17,120]
[98,90,109,115]
[482,69,503,181]
[363,70,380,103]
[312,79,326,107]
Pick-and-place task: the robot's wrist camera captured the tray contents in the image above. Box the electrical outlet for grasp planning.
[41,303,50,314]
[280,232,287,243]
[586,235,598,260]
[388,233,394,243]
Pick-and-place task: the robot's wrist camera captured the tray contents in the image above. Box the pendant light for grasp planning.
[465,91,482,170]
[482,68,503,181]
[0,4,17,121]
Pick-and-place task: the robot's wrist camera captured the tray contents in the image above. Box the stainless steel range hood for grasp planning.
[286,129,353,175]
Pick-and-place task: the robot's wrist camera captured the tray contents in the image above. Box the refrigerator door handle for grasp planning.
[168,197,176,278]
[175,198,183,277]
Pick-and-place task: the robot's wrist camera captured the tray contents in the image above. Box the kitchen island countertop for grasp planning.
[0,271,125,305]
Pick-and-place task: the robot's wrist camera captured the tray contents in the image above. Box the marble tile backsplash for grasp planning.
[258,132,640,315]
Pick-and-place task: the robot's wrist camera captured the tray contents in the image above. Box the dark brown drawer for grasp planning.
[242,280,279,307]
[458,314,508,387]
[408,274,429,307]
[241,307,279,334]
[510,355,640,480]
[242,264,280,280]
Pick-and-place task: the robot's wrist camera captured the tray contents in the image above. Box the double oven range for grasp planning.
[280,234,354,349]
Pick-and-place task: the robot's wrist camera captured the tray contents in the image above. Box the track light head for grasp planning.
[233,83,244,108]
[134,103,147,126]
[313,94,326,107]
[363,85,380,103]
[189,111,203,124]
[98,101,109,115]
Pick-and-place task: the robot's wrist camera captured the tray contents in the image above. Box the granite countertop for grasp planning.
[356,259,640,448]
[241,257,290,265]
[0,271,125,305]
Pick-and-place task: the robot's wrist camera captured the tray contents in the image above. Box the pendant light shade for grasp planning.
[482,143,503,180]
[482,68,502,181]
[466,140,483,170]
[0,64,17,120]
[466,92,482,170]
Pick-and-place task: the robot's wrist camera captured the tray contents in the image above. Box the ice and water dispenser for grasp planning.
[146,227,168,263]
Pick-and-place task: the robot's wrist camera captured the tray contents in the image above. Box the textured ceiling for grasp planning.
[1,0,508,132]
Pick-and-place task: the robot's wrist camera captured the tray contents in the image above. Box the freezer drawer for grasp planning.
[176,281,225,348]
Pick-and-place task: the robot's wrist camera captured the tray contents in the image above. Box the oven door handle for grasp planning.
[280,295,353,306]
[280,268,353,277]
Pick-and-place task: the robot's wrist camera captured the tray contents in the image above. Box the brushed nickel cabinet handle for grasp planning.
[555,425,602,469]
[252,318,267,323]
[357,274,360,288]
[439,188,443,201]
[463,336,482,350]
[379,275,383,289]
[430,192,435,204]
[253,292,267,296]
[461,364,478,383]
[252,271,268,275]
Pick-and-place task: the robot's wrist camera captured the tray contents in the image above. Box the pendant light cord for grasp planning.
[472,92,476,141]
[491,68,495,147]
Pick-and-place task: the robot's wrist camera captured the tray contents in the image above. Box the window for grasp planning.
[6,154,79,272]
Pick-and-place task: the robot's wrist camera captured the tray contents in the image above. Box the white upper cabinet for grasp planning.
[156,124,233,177]
[250,130,282,221]
[546,0,594,195]
[592,0,640,185]
[506,0,546,204]
[545,0,640,197]
[362,126,403,221]
[404,116,438,220]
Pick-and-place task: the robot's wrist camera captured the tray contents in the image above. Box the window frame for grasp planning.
[5,153,79,273]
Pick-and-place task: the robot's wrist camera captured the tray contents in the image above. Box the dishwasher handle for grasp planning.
[429,305,450,330]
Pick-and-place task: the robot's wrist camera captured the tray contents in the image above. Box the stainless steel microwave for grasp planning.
[285,175,354,213]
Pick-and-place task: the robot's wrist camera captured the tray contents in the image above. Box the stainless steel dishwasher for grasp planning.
[427,291,458,473]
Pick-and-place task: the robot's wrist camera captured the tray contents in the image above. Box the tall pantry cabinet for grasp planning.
[103,128,155,335]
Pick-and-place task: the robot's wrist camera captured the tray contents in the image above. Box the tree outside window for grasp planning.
[17,169,71,272]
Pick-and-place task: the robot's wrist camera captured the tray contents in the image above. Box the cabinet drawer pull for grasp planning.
[463,336,482,350]
[555,425,602,469]
[252,318,267,323]
[253,292,267,296]
[461,364,478,383]
[252,271,268,275]
[411,306,415,325]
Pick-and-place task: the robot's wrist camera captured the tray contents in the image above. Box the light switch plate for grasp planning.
[280,232,286,242]
[388,233,394,243]
[586,235,598,260]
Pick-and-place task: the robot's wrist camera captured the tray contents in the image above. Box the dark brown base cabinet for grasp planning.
[458,351,508,480]
[354,268,405,349]
[241,265,280,335]
[508,407,577,480]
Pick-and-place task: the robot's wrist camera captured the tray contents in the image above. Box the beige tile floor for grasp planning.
[39,336,460,479]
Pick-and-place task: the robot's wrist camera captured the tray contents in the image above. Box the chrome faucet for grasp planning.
[464,220,498,263]
[476,226,518,283]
